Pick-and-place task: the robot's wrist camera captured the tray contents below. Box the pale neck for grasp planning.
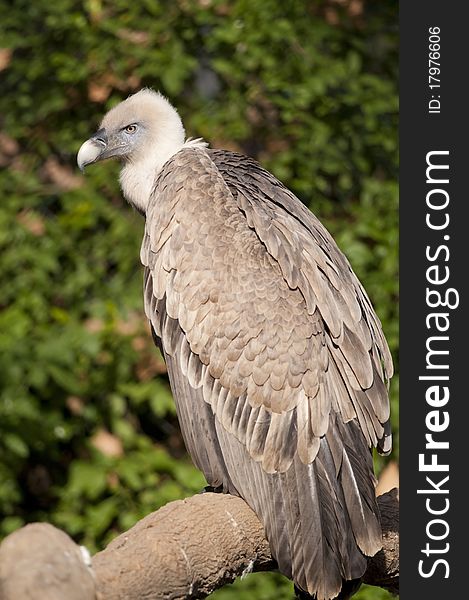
[119,137,208,214]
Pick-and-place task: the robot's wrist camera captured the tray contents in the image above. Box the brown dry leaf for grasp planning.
[376,460,399,496]
[131,336,147,352]
[214,2,230,16]
[116,29,150,46]
[42,157,83,191]
[91,72,142,97]
[115,321,136,336]
[329,0,364,17]
[17,210,46,237]
[0,132,20,167]
[115,312,141,336]
[66,396,85,416]
[0,48,12,71]
[84,318,104,333]
[88,81,111,103]
[348,0,364,17]
[111,74,142,93]
[0,132,19,156]
[325,0,363,24]
[91,429,124,458]
[125,74,142,91]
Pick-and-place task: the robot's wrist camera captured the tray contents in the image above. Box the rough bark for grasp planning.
[0,522,95,600]
[0,489,399,600]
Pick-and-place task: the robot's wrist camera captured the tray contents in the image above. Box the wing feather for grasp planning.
[141,147,393,599]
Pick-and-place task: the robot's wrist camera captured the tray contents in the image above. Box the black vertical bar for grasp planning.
[400,2,467,597]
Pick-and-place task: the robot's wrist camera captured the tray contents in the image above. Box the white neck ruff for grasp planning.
[119,137,208,214]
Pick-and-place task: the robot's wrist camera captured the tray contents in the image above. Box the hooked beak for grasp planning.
[77,129,108,171]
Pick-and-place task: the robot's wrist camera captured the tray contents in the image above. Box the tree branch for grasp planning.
[0,489,399,599]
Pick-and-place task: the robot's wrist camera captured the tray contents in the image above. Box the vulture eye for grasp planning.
[124,124,137,133]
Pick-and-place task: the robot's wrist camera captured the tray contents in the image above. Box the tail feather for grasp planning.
[290,458,343,599]
[215,412,379,600]
[334,418,382,557]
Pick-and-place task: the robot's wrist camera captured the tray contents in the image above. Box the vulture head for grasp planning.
[77,89,188,211]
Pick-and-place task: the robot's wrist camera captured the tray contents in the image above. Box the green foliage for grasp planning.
[0,1,397,598]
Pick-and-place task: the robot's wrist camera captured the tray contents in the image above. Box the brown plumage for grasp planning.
[78,89,393,600]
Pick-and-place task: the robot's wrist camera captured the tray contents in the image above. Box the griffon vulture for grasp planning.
[78,89,393,600]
